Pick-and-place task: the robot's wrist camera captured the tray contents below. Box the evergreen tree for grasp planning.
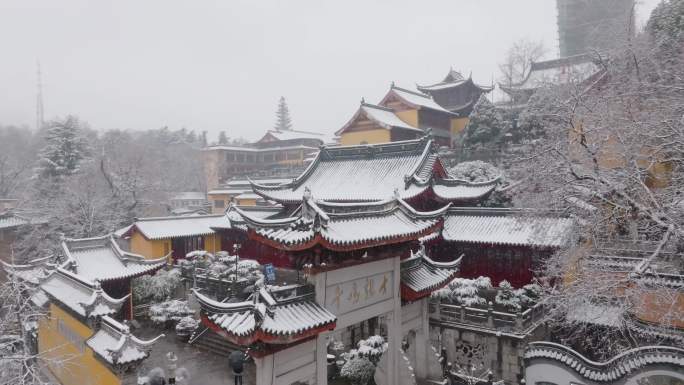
[200,131,208,147]
[218,131,228,145]
[34,115,89,179]
[274,96,293,131]
[463,95,511,147]
[495,280,522,312]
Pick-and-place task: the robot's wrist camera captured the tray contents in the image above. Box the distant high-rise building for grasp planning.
[557,0,635,57]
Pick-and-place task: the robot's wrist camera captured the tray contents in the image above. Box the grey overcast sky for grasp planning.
[0,0,660,142]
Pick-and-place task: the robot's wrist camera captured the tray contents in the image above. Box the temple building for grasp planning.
[336,84,459,147]
[417,69,493,135]
[29,235,166,385]
[183,135,575,384]
[119,214,230,260]
[203,129,332,191]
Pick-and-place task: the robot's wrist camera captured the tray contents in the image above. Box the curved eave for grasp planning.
[249,220,442,252]
[201,313,336,346]
[400,268,459,302]
[193,289,254,313]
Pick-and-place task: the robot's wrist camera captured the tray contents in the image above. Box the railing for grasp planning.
[177,265,252,300]
[428,300,546,335]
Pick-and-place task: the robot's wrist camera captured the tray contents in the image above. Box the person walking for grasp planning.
[229,350,246,385]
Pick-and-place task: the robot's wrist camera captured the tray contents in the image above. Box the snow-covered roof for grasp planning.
[360,103,424,132]
[87,315,163,366]
[261,129,328,142]
[204,144,317,152]
[60,235,167,282]
[381,85,457,115]
[442,208,574,248]
[231,196,449,251]
[0,212,46,230]
[39,268,128,318]
[565,302,622,327]
[124,214,231,240]
[400,247,461,301]
[417,69,493,93]
[235,192,261,200]
[251,137,495,205]
[0,258,53,285]
[432,178,499,203]
[170,192,206,201]
[194,285,336,345]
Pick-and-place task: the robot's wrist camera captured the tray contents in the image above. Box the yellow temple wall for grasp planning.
[339,129,391,146]
[395,109,418,127]
[130,232,169,259]
[450,117,469,136]
[235,197,258,206]
[204,233,221,253]
[207,192,232,214]
[38,304,121,385]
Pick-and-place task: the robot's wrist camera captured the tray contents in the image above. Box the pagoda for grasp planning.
[417,69,493,117]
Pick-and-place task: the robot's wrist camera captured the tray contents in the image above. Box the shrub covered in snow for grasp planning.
[132,268,182,304]
[448,161,501,183]
[149,299,194,325]
[432,276,492,307]
[495,280,522,312]
[340,357,376,385]
[175,316,200,338]
[185,250,214,261]
[517,282,542,308]
[342,335,388,365]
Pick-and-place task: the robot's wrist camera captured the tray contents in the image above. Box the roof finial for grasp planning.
[393,188,400,200]
[360,97,365,105]
[391,81,395,88]
[303,186,312,200]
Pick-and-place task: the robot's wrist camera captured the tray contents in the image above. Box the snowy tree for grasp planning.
[448,161,501,183]
[0,269,68,385]
[494,280,521,312]
[433,277,492,307]
[498,38,546,87]
[513,5,684,359]
[218,131,228,145]
[34,115,89,179]
[132,268,182,304]
[149,299,194,325]
[200,130,208,147]
[463,96,511,148]
[274,96,293,131]
[340,357,376,385]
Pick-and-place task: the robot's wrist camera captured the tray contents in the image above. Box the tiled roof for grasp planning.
[432,178,499,202]
[261,129,329,142]
[0,257,54,285]
[232,197,448,251]
[525,342,684,383]
[87,316,163,366]
[400,248,461,301]
[443,208,574,248]
[60,235,167,282]
[124,214,231,240]
[382,85,456,115]
[194,286,336,345]
[39,268,128,318]
[418,70,493,93]
[252,137,439,204]
[0,212,46,230]
[360,103,424,132]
